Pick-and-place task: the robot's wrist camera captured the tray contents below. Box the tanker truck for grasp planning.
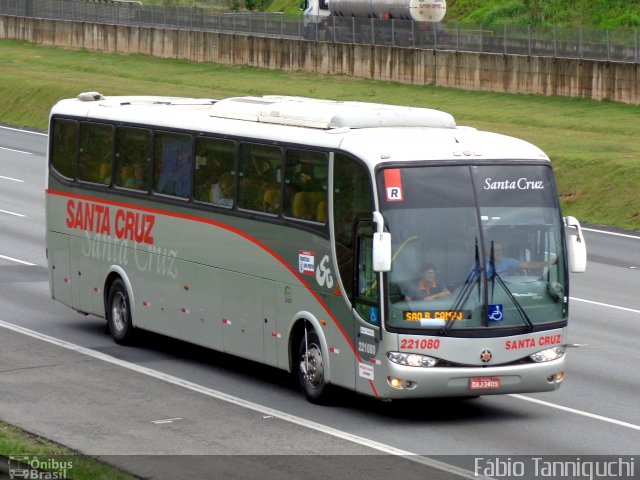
[301,0,446,45]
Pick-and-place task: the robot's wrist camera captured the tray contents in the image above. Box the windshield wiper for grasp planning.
[489,241,534,331]
[441,238,481,335]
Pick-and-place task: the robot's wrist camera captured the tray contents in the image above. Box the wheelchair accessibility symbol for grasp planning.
[488,304,504,322]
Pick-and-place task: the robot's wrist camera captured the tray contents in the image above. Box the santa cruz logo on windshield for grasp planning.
[484,178,544,190]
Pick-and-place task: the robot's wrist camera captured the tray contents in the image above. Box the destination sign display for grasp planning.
[403,310,470,322]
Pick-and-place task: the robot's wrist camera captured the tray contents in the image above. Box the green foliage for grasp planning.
[448,0,640,28]
[266,0,302,13]
[481,0,528,25]
[0,422,135,480]
[602,13,640,29]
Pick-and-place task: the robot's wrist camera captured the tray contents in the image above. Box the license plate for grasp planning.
[469,376,501,390]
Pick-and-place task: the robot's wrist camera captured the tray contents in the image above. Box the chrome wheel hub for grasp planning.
[300,344,323,389]
[111,292,127,332]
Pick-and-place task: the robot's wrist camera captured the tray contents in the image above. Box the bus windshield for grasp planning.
[379,164,568,333]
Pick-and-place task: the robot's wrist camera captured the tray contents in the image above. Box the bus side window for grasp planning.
[194,137,236,207]
[238,143,282,214]
[284,149,328,223]
[51,118,78,179]
[78,122,113,185]
[115,126,151,191]
[153,132,193,198]
[333,153,374,302]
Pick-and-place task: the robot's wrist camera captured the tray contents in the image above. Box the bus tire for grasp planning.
[106,278,135,345]
[298,328,330,404]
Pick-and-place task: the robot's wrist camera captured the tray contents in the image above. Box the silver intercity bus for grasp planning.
[46,93,587,403]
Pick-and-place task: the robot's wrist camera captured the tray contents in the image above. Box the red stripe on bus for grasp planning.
[368,380,379,397]
[47,189,376,396]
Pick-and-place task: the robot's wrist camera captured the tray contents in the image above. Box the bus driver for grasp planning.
[403,263,451,302]
[488,243,557,276]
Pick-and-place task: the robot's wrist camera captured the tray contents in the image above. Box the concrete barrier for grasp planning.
[1,15,638,104]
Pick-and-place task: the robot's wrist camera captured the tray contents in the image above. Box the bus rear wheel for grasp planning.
[298,328,330,404]
[106,278,134,345]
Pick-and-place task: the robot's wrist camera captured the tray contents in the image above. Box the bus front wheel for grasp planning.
[106,278,134,345]
[298,329,330,404]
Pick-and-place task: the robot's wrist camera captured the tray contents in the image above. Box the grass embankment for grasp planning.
[139,0,640,27]
[0,421,136,479]
[0,39,639,229]
[446,0,640,28]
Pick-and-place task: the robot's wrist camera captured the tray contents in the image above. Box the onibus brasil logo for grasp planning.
[8,456,73,479]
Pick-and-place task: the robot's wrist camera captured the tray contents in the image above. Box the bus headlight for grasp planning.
[530,346,565,363]
[387,352,438,367]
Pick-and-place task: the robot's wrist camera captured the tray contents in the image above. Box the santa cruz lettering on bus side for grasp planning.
[66,199,155,245]
[80,231,178,279]
[114,209,155,245]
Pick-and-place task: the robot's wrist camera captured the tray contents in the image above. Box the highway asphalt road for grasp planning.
[1,125,638,479]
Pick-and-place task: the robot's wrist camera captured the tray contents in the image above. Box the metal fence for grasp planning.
[1,0,639,63]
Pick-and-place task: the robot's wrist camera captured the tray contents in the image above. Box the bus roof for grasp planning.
[51,93,550,167]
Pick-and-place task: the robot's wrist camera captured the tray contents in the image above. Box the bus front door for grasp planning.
[353,222,384,395]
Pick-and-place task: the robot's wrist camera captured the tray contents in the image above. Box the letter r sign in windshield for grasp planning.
[384,169,403,202]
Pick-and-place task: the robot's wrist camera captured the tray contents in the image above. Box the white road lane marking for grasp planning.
[0,125,47,136]
[0,209,25,217]
[582,227,640,240]
[151,418,182,424]
[0,175,24,182]
[571,297,640,315]
[509,394,640,432]
[0,146,32,155]
[0,254,35,266]
[0,319,488,480]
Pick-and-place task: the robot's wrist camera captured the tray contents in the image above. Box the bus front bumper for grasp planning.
[374,357,566,399]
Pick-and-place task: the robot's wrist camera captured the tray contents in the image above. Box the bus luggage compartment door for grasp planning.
[47,231,73,308]
[221,271,264,363]
[68,234,98,314]
[262,279,278,368]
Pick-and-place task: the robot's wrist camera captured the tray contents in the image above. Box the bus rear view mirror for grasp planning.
[372,211,391,272]
[565,216,587,273]
[373,231,392,272]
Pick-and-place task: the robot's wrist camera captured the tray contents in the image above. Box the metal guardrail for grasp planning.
[1,0,639,63]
